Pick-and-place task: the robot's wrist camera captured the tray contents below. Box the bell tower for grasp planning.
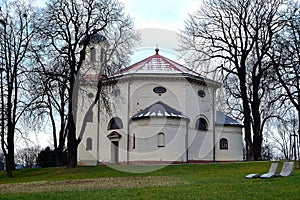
[81,32,108,81]
[77,32,108,166]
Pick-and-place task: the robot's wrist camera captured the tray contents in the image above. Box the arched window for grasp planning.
[220,138,228,150]
[195,117,208,130]
[86,137,93,151]
[132,134,136,149]
[100,47,105,63]
[90,47,96,62]
[107,117,123,130]
[158,132,165,147]
[86,110,93,123]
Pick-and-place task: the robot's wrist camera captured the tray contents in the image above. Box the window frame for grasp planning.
[158,132,165,147]
[220,138,228,150]
[90,47,96,62]
[107,117,123,130]
[86,137,93,151]
[195,117,209,131]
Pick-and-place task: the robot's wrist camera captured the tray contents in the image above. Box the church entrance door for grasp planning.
[111,141,119,164]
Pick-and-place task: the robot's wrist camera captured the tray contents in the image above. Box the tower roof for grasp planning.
[80,33,107,45]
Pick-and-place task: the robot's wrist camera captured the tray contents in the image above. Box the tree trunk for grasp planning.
[253,132,262,160]
[56,143,65,167]
[243,104,253,161]
[6,125,15,177]
[56,117,66,167]
[67,114,79,168]
[6,84,15,177]
[239,63,254,161]
[251,76,262,161]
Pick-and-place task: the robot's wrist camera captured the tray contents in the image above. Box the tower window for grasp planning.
[100,47,105,63]
[90,47,96,62]
[86,137,93,151]
[86,110,93,123]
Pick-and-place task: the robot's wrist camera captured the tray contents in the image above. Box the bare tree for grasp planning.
[266,108,299,161]
[0,1,38,177]
[180,0,285,160]
[15,146,41,168]
[35,0,138,168]
[27,56,69,167]
[271,0,300,164]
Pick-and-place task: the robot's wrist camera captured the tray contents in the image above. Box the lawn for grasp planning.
[0,162,299,199]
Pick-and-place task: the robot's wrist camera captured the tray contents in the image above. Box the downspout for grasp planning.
[97,94,100,165]
[185,119,189,163]
[126,79,131,164]
[212,88,216,162]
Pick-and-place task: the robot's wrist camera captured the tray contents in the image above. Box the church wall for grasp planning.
[129,118,187,162]
[215,126,243,161]
[76,84,99,165]
[98,80,129,163]
[185,82,213,124]
[129,78,187,117]
[77,70,243,164]
[187,129,214,161]
[185,82,216,161]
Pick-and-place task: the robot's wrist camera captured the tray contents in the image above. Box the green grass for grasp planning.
[0,162,299,199]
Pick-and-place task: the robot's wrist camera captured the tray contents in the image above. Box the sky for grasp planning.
[119,0,201,31]
[118,0,202,64]
[33,0,202,63]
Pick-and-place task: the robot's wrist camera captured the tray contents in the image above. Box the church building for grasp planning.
[76,34,243,165]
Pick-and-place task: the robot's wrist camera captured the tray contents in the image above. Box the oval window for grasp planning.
[87,93,94,98]
[112,89,121,96]
[153,86,167,94]
[198,90,206,97]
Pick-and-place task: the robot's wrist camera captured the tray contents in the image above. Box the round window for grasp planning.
[198,90,206,97]
[87,93,94,98]
[112,89,121,96]
[153,86,167,94]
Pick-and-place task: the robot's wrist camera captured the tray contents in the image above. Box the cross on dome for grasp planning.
[155,46,159,54]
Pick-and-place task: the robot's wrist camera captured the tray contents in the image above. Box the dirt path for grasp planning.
[0,176,186,194]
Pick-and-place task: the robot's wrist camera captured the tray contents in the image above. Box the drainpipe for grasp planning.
[212,88,216,162]
[185,119,189,163]
[97,94,100,165]
[126,79,131,164]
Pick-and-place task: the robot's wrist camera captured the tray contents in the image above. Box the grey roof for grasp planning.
[216,111,243,127]
[132,101,187,120]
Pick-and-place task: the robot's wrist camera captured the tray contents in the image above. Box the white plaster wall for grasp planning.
[77,73,243,164]
[98,80,129,163]
[129,118,187,162]
[76,84,99,165]
[186,82,213,124]
[215,126,243,161]
[129,78,187,117]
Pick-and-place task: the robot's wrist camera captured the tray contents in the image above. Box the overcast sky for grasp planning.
[119,0,201,30]
[32,0,202,63]
[118,0,202,63]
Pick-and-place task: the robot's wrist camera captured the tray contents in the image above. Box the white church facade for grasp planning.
[76,35,243,166]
